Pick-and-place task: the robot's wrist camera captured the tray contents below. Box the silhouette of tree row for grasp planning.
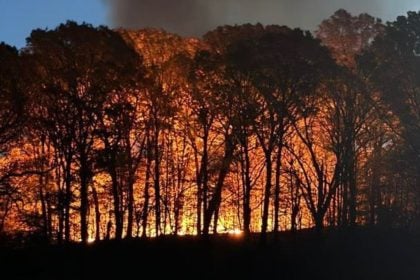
[0,10,419,244]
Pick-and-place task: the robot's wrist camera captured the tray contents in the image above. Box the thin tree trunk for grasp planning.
[126,178,134,238]
[213,207,219,234]
[241,136,252,236]
[55,154,64,244]
[39,138,49,240]
[369,141,381,225]
[142,135,152,238]
[348,146,357,226]
[261,152,273,241]
[342,180,349,227]
[126,137,135,238]
[92,186,101,241]
[273,146,283,233]
[64,155,72,243]
[196,162,202,236]
[39,184,49,239]
[154,125,161,237]
[110,159,123,240]
[174,194,180,235]
[201,131,209,235]
[79,152,89,244]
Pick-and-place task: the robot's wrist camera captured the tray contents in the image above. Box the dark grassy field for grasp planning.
[1,227,420,280]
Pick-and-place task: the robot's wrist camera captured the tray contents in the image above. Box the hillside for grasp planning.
[1,228,419,280]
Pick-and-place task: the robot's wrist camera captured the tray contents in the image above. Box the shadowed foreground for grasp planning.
[1,228,420,280]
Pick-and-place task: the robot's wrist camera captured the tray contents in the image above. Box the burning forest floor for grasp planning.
[1,227,420,280]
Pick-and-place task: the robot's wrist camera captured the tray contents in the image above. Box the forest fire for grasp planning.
[0,8,419,251]
[3,0,420,278]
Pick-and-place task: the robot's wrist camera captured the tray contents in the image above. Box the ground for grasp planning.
[1,227,419,280]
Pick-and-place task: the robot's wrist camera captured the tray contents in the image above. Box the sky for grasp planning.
[1,0,420,48]
[0,0,108,48]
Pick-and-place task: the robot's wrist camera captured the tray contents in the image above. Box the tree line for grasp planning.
[0,9,419,244]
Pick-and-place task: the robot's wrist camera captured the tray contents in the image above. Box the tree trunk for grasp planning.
[348,146,357,226]
[315,211,324,233]
[196,178,202,235]
[92,186,101,241]
[126,178,134,238]
[241,137,252,236]
[342,181,349,227]
[39,184,49,240]
[154,126,161,237]
[174,196,180,235]
[290,172,300,234]
[203,135,235,236]
[110,160,123,240]
[337,184,343,226]
[273,146,282,233]
[201,131,209,235]
[79,155,89,244]
[142,135,152,238]
[261,152,273,241]
[213,207,219,234]
[291,205,299,233]
[55,156,64,243]
[369,141,381,225]
[64,155,72,243]
[46,193,53,240]
[39,138,50,241]
[126,137,135,238]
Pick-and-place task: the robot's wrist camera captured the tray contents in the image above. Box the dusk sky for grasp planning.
[1,0,420,48]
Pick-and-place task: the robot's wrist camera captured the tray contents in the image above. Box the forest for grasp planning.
[0,9,420,249]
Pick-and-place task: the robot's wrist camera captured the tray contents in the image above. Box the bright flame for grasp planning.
[228,229,243,236]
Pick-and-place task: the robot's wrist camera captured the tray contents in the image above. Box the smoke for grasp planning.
[106,0,420,36]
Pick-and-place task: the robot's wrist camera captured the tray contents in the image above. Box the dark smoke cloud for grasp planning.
[107,0,420,36]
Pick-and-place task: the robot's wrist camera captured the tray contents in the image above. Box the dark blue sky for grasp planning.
[0,0,107,48]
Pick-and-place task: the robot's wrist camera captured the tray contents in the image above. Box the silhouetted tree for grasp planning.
[190,50,238,236]
[121,29,197,236]
[317,9,384,68]
[228,26,333,238]
[317,9,384,227]
[0,43,26,235]
[26,21,144,243]
[359,11,420,227]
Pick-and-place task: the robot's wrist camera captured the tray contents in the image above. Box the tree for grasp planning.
[0,43,25,150]
[288,93,340,232]
[121,29,199,236]
[188,52,217,235]
[359,11,420,227]
[316,9,384,68]
[0,43,26,235]
[26,21,143,243]
[190,50,238,236]
[317,10,384,226]
[96,86,146,240]
[323,70,376,226]
[228,26,333,237]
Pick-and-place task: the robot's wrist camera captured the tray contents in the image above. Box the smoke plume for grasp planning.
[107,0,420,36]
